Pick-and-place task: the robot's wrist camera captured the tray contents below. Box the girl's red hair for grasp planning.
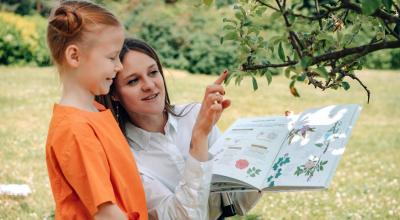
[47,0,121,66]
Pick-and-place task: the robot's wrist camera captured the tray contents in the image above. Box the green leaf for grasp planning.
[255,6,267,16]
[361,0,381,15]
[224,31,239,41]
[270,11,281,21]
[203,0,213,6]
[234,5,246,16]
[284,68,291,78]
[223,18,238,25]
[382,0,393,9]
[317,32,335,42]
[223,24,236,30]
[297,73,306,81]
[300,56,313,68]
[224,71,237,85]
[265,71,272,85]
[235,11,244,20]
[278,42,285,62]
[289,80,300,97]
[252,76,258,91]
[314,66,329,79]
[341,81,351,90]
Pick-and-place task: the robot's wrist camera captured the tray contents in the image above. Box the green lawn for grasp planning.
[0,66,399,219]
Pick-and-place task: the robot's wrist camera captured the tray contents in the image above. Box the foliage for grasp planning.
[0,0,54,16]
[205,0,400,102]
[0,12,50,66]
[124,0,239,74]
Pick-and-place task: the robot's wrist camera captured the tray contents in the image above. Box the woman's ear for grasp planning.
[64,44,80,68]
[111,94,120,102]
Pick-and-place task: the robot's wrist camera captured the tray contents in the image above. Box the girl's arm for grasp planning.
[94,202,127,220]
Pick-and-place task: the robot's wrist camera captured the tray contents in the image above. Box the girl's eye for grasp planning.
[109,55,119,61]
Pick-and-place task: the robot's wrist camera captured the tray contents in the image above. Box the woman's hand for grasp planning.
[190,70,231,161]
[193,70,231,136]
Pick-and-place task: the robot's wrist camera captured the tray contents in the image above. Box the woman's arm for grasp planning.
[140,71,231,220]
[190,70,230,162]
[142,155,213,220]
[207,124,263,219]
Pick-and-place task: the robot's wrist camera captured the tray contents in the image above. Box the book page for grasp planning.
[210,116,292,189]
[261,104,362,190]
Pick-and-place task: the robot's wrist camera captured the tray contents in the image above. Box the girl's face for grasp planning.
[75,25,124,95]
[113,50,166,117]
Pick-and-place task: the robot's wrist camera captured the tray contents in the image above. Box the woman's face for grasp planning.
[113,50,166,117]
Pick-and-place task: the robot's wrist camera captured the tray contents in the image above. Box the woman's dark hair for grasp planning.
[96,38,194,134]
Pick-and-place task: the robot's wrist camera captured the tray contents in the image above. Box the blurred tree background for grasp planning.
[1,0,400,73]
[1,1,399,219]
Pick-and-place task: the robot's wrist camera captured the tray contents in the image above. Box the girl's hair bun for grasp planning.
[47,0,121,66]
[49,5,83,37]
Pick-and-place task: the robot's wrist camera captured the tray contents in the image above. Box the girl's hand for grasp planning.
[193,70,231,137]
[190,70,231,161]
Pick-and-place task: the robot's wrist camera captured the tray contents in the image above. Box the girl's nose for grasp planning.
[115,58,123,72]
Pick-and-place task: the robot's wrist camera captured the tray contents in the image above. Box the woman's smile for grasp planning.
[142,92,160,102]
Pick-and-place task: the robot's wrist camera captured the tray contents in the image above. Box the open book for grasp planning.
[209,104,362,192]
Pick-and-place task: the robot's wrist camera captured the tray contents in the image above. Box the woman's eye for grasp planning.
[149,70,159,76]
[128,78,139,85]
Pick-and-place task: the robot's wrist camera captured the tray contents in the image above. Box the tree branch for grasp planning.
[242,60,298,71]
[311,40,400,64]
[254,0,279,11]
[342,71,371,103]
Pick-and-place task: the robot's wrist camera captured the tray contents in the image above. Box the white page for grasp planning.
[210,116,292,189]
[261,104,362,189]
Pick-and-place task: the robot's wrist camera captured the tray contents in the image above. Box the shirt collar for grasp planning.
[125,112,178,151]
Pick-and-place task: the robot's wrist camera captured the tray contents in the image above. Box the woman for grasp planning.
[97,38,262,219]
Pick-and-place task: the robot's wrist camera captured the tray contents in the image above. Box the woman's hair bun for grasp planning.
[49,5,83,37]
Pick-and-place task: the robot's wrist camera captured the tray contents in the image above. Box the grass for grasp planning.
[0,66,399,219]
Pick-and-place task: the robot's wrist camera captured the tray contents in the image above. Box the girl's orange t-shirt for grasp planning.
[45,101,148,220]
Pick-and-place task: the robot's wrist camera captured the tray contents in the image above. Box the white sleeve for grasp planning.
[143,154,213,220]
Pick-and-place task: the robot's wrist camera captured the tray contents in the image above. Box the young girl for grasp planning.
[96,38,262,219]
[45,2,148,219]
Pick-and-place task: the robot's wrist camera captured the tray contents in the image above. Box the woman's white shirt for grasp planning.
[125,104,261,220]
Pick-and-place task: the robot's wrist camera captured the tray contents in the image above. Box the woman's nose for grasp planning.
[141,77,156,91]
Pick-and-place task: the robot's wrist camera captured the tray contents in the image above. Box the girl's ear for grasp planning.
[64,44,80,68]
